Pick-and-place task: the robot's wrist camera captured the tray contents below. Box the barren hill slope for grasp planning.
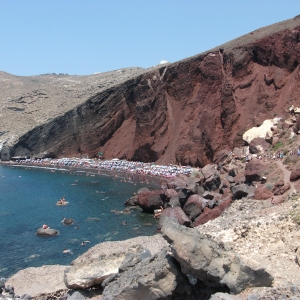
[0,68,146,150]
[2,16,300,165]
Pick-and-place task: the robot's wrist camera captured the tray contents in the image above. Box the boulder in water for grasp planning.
[36,227,58,237]
[62,218,74,225]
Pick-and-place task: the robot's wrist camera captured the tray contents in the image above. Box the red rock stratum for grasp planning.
[2,16,300,166]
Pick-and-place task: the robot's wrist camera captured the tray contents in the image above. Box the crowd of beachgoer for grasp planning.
[10,146,300,177]
[10,157,194,178]
[245,148,300,162]
[245,151,285,162]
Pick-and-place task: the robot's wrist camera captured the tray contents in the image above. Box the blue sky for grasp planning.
[0,0,299,76]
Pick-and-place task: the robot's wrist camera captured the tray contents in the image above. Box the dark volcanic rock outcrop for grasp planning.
[2,16,300,166]
[161,218,273,294]
[102,248,185,300]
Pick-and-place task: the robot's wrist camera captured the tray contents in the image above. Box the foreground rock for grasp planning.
[102,248,185,300]
[64,235,168,289]
[6,265,68,297]
[161,218,273,294]
[64,251,125,289]
[198,193,300,288]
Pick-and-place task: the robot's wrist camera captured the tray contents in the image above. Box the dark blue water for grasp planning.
[0,164,160,278]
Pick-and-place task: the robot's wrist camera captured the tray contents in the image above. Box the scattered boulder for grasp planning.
[226,175,235,184]
[177,189,189,206]
[167,195,181,208]
[231,184,255,199]
[185,178,199,194]
[272,180,291,195]
[207,199,218,208]
[213,150,230,164]
[201,164,218,179]
[136,190,166,213]
[290,169,300,182]
[249,138,268,154]
[220,178,231,189]
[165,177,187,190]
[202,191,215,200]
[234,173,246,185]
[194,206,223,226]
[161,218,273,294]
[233,147,243,159]
[244,159,266,182]
[193,198,232,226]
[183,195,208,221]
[254,187,273,200]
[195,184,205,196]
[159,207,190,227]
[165,189,178,199]
[243,119,274,144]
[204,174,221,191]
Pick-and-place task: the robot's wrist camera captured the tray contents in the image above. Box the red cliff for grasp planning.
[8,16,300,166]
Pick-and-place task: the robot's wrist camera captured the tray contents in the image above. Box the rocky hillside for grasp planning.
[1,16,300,167]
[0,68,146,155]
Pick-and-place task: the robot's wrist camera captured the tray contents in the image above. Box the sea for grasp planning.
[0,164,160,278]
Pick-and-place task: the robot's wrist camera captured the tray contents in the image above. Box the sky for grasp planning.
[0,0,299,76]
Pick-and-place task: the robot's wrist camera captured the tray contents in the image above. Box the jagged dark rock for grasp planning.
[161,217,273,294]
[183,194,208,221]
[102,248,186,300]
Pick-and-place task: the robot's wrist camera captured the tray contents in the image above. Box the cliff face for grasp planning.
[0,68,146,151]
[5,16,300,166]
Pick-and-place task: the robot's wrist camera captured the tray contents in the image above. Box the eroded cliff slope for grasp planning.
[3,16,300,166]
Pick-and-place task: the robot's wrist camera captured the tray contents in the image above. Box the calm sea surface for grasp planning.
[0,164,160,278]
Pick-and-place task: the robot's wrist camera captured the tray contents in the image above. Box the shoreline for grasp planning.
[0,157,194,187]
[0,158,193,281]
[0,161,163,189]
[0,161,163,280]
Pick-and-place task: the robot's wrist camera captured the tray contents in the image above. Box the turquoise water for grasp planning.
[0,164,160,278]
